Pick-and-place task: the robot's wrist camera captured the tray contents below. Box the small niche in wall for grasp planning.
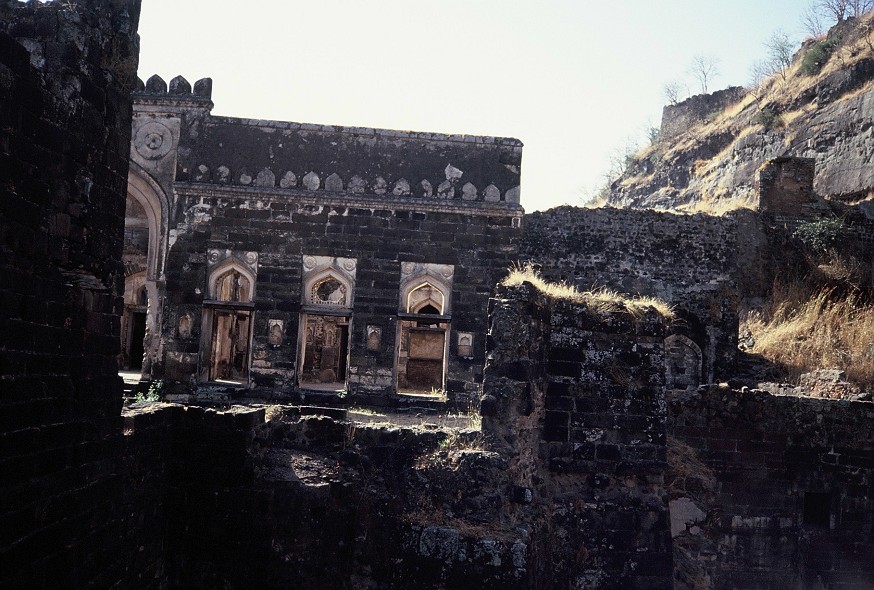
[366,325,382,351]
[457,332,473,358]
[178,313,192,338]
[803,492,831,528]
[268,319,284,346]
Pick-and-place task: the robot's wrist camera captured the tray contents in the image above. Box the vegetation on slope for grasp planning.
[604,10,874,212]
[742,222,874,390]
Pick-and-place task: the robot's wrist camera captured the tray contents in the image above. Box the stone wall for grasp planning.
[521,206,739,383]
[669,387,874,589]
[483,284,675,588]
[660,86,747,140]
[0,1,141,586]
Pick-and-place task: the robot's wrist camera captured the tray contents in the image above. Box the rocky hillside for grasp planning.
[608,14,874,210]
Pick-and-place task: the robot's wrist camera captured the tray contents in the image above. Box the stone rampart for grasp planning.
[660,86,747,140]
[669,387,874,589]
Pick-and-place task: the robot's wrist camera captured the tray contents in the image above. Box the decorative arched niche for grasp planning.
[200,251,259,384]
[396,262,454,396]
[664,334,703,391]
[399,262,453,315]
[298,256,357,392]
[209,262,255,303]
[302,255,356,308]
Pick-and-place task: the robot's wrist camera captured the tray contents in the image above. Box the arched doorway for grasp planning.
[121,167,168,376]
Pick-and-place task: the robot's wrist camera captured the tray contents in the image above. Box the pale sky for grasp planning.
[137,0,813,211]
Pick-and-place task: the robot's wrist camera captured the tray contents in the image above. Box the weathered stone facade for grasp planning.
[669,387,874,589]
[126,81,523,404]
[2,3,873,588]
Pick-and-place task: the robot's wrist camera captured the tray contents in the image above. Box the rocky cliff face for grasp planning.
[609,15,874,210]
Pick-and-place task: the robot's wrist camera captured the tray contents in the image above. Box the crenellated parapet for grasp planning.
[135,74,213,99]
[133,74,214,111]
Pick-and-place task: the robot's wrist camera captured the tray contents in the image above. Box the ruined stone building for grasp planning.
[2,1,873,589]
[123,77,752,404]
[124,77,522,404]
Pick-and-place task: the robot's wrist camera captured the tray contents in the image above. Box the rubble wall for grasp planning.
[669,387,874,589]
[521,206,739,383]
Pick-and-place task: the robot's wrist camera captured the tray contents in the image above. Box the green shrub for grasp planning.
[793,218,844,252]
[754,107,781,130]
[801,38,840,75]
[136,379,164,403]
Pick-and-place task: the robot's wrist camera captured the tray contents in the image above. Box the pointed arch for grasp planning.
[126,163,169,281]
[208,260,255,302]
[122,165,169,376]
[400,270,452,316]
[303,269,353,308]
[664,334,703,391]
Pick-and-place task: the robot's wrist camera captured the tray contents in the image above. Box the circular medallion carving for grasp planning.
[303,256,317,270]
[402,262,415,275]
[245,252,258,265]
[134,121,173,160]
[207,251,220,264]
[441,265,453,278]
[342,259,356,272]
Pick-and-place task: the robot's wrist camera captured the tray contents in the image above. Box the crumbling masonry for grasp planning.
[1,2,873,588]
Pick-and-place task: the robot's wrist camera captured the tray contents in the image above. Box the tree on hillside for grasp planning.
[802,5,826,37]
[663,80,684,105]
[848,0,874,17]
[766,30,795,80]
[814,0,873,22]
[748,60,774,96]
[690,55,720,94]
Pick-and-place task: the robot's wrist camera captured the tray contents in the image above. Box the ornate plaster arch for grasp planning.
[127,163,170,281]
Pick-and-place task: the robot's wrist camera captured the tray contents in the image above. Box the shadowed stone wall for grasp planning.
[669,387,874,589]
[0,0,141,586]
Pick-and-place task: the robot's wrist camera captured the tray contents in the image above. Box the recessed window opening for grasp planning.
[298,257,356,394]
[202,261,255,384]
[397,275,451,396]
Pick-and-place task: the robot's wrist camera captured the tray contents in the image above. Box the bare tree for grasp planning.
[690,55,720,94]
[748,60,774,96]
[813,0,872,19]
[802,4,826,37]
[663,80,684,105]
[766,30,795,80]
[848,0,874,17]
[817,0,851,21]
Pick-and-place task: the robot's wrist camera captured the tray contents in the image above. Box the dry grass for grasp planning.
[674,192,758,216]
[667,436,716,498]
[615,13,874,212]
[502,263,675,320]
[745,285,874,389]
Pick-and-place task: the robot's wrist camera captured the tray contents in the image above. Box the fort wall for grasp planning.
[669,387,874,589]
[0,1,141,586]
[521,206,739,383]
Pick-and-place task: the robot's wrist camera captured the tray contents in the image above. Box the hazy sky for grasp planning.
[137,0,814,211]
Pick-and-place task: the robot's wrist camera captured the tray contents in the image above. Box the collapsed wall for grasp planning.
[0,0,142,586]
[521,206,739,384]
